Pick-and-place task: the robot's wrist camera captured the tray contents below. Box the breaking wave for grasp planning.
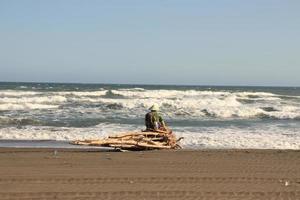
[0,89,299,119]
[0,117,43,126]
[0,103,59,111]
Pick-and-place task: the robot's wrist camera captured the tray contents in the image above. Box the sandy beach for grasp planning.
[0,148,299,200]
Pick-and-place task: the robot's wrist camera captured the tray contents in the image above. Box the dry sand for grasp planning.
[0,148,299,200]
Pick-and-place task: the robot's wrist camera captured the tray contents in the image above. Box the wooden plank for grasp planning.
[109,132,163,138]
[70,130,180,150]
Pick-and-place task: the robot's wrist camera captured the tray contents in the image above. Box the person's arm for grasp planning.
[159,116,166,128]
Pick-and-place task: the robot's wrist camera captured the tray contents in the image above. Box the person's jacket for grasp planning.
[145,111,164,130]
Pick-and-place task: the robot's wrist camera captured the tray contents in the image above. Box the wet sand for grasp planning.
[0,148,299,200]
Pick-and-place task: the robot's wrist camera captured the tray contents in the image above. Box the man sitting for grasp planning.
[145,103,167,132]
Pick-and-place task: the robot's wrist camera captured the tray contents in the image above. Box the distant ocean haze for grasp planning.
[0,82,299,149]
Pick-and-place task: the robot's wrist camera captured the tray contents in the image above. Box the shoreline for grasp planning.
[1,148,299,199]
[0,139,299,150]
[1,146,300,152]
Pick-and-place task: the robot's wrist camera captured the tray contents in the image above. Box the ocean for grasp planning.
[0,82,299,149]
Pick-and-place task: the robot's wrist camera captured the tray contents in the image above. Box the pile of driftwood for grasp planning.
[71,130,182,151]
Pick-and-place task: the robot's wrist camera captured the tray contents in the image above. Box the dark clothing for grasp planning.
[145,111,164,130]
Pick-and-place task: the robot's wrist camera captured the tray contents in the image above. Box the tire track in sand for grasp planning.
[0,191,299,200]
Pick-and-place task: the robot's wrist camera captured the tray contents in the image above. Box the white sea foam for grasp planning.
[0,103,58,111]
[0,123,136,141]
[0,90,39,96]
[0,96,67,104]
[111,89,230,99]
[176,127,300,149]
[0,90,107,97]
[0,123,299,149]
[118,87,145,91]
[0,89,299,119]
[77,93,300,119]
[56,90,107,96]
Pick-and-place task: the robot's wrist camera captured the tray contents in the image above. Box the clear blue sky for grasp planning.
[0,0,299,86]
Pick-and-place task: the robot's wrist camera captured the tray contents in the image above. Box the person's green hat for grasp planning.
[149,103,159,111]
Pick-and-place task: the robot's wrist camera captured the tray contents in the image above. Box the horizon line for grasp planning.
[0,81,299,88]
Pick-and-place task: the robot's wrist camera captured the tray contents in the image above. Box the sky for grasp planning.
[0,0,299,86]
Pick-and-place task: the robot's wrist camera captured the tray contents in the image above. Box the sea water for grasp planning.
[0,82,299,149]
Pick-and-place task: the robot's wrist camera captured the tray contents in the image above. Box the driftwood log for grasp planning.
[71,130,182,151]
